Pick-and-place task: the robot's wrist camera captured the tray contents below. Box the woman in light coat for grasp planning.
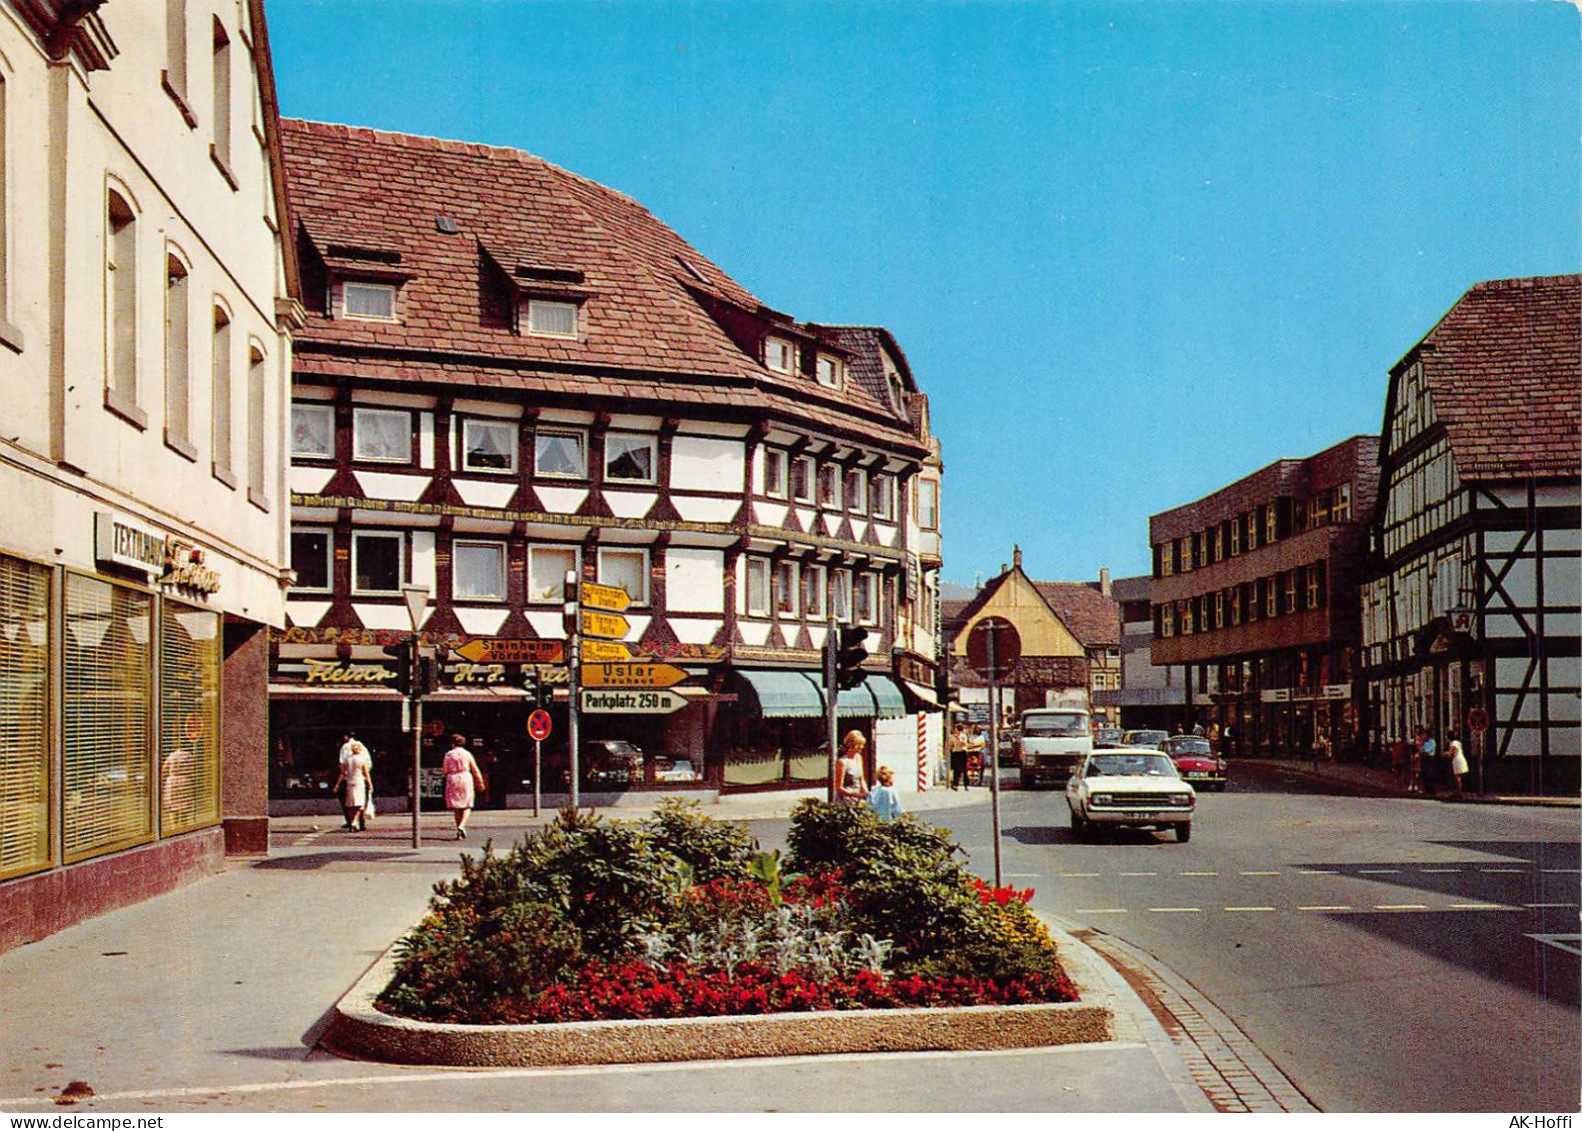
[442,734,487,839]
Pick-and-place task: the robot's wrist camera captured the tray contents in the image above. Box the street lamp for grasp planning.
[403,582,430,849]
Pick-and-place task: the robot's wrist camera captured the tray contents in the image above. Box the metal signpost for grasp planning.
[401,584,430,850]
[527,708,552,817]
[967,616,1021,888]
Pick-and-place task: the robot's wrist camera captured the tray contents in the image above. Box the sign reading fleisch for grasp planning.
[302,659,398,685]
[580,689,687,714]
[452,638,565,664]
[579,662,688,689]
[580,582,632,613]
[580,610,630,640]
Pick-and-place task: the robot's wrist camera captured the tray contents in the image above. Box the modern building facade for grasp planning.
[1149,436,1380,757]
[0,1,298,950]
[1360,275,1580,795]
[273,121,944,809]
[1093,574,1186,732]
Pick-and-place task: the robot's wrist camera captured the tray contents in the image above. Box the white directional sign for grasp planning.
[580,689,687,715]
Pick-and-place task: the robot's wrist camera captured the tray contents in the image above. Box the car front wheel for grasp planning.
[1069,808,1086,836]
[1176,823,1192,843]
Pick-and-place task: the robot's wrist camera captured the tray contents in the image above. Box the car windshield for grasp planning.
[1023,713,1088,737]
[1170,739,1212,754]
[1088,754,1178,777]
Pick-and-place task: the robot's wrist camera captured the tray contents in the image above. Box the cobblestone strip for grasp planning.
[1073,929,1320,1113]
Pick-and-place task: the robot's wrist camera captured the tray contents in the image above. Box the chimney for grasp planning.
[1013,544,1023,571]
[1099,567,1111,598]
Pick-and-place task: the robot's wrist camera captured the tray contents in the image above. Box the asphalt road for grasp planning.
[883,768,1580,1113]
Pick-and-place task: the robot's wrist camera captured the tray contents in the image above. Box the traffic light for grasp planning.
[417,652,440,696]
[380,639,414,697]
[523,666,541,706]
[835,625,869,690]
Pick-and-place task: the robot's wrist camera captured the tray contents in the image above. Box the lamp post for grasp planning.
[402,583,430,849]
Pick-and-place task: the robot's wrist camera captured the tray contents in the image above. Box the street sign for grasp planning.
[581,639,634,663]
[580,688,687,714]
[1467,707,1490,733]
[580,662,688,689]
[967,617,1022,677]
[527,709,553,741]
[452,638,564,664]
[580,582,632,613]
[580,609,630,640]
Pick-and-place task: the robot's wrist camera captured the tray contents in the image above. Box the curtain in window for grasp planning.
[354,410,411,461]
[0,555,51,880]
[529,547,575,601]
[745,559,769,615]
[599,550,646,604]
[605,436,653,481]
[465,421,514,470]
[291,405,333,458]
[160,606,220,836]
[536,432,583,476]
[454,543,506,599]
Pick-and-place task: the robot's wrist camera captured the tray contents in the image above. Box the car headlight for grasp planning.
[1091,793,1113,806]
[1168,794,1193,807]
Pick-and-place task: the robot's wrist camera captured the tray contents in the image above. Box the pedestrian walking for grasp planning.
[1447,731,1469,797]
[1415,726,1436,795]
[867,765,904,821]
[834,731,869,806]
[333,733,373,831]
[966,723,987,785]
[948,724,970,790]
[1315,730,1333,763]
[442,734,486,839]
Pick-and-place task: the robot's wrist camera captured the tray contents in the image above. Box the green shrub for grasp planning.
[642,798,757,884]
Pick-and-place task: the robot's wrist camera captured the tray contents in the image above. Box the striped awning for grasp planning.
[733,669,827,719]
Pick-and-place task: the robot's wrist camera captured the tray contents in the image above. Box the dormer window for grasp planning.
[765,336,796,374]
[526,298,578,338]
[342,281,397,321]
[816,353,843,388]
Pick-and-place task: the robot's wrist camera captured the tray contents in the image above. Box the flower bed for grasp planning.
[376,799,1078,1027]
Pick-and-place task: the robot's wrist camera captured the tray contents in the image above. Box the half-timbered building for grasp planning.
[1360,275,1580,795]
[272,121,944,809]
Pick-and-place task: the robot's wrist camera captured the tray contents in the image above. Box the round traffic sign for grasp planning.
[966,616,1021,677]
[1467,707,1490,733]
[527,709,553,741]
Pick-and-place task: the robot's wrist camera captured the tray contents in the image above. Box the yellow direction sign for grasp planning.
[452,638,564,664]
[580,582,632,613]
[580,662,688,689]
[580,609,630,640]
[581,639,634,664]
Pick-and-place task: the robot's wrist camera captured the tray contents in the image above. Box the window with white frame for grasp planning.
[289,528,331,591]
[764,336,796,374]
[916,477,938,530]
[817,463,842,509]
[745,558,770,617]
[773,560,798,616]
[832,569,852,620]
[801,562,827,619]
[292,402,334,459]
[352,407,412,463]
[869,474,894,521]
[351,531,403,593]
[246,342,266,498]
[461,417,517,472]
[106,189,138,409]
[164,251,191,447]
[854,572,878,625]
[211,16,231,170]
[527,545,577,603]
[453,541,507,600]
[604,433,656,484]
[845,467,867,514]
[598,547,649,606]
[211,304,232,479]
[791,455,814,503]
[534,428,586,478]
[164,0,189,104]
[815,353,842,388]
[342,281,396,321]
[526,298,578,338]
[763,448,787,499]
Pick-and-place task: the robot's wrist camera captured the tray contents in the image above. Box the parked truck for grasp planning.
[1017,704,1094,788]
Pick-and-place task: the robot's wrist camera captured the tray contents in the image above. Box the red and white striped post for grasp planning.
[917,714,929,792]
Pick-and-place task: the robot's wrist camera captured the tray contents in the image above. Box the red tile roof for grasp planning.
[280,120,923,449]
[1032,581,1122,648]
[1408,274,1580,480]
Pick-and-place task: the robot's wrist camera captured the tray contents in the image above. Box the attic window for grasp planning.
[815,354,843,388]
[677,256,711,285]
[765,336,796,375]
[435,215,459,235]
[342,281,397,321]
[526,298,578,338]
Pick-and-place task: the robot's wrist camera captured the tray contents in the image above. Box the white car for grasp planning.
[1065,748,1196,842]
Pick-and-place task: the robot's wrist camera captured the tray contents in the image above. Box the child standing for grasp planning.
[867,766,904,821]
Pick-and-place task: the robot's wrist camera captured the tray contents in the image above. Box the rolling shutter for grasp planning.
[0,555,52,880]
[63,574,152,862]
[160,606,221,835]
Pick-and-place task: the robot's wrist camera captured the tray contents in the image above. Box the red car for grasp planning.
[1162,735,1227,791]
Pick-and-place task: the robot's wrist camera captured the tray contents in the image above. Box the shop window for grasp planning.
[604,433,656,484]
[528,545,577,602]
[63,574,153,862]
[164,251,191,449]
[342,281,397,321]
[802,563,827,620]
[845,467,867,514]
[352,406,412,463]
[854,572,878,625]
[763,448,787,499]
[916,477,938,530]
[870,474,895,521]
[290,528,331,591]
[744,558,770,617]
[526,298,577,338]
[790,455,814,503]
[461,417,517,473]
[160,606,220,836]
[453,540,507,601]
[817,463,842,510]
[352,530,403,593]
[598,547,648,606]
[211,303,233,483]
[773,560,798,617]
[292,403,334,459]
[0,554,51,880]
[534,428,586,478]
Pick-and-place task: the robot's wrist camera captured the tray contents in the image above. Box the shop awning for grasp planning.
[902,680,941,710]
[865,676,907,719]
[805,673,907,719]
[734,669,827,719]
[423,687,530,702]
[267,683,404,701]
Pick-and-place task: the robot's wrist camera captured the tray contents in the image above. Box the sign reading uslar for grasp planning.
[579,662,688,689]
[580,689,687,714]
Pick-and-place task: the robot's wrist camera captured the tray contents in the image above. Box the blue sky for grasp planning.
[265,0,1580,587]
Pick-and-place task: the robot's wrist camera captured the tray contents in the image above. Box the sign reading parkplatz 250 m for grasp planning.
[580,689,687,714]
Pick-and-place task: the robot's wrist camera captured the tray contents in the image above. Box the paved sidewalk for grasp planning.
[1244,755,1579,806]
[0,790,1213,1115]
